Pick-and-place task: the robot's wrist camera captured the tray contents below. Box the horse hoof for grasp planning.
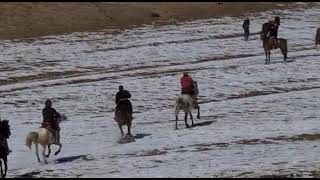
[45,155,49,158]
[186,125,190,128]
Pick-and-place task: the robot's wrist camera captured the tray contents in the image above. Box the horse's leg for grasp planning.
[197,105,200,119]
[184,111,190,128]
[42,144,47,164]
[190,112,194,126]
[35,142,41,163]
[54,143,62,156]
[264,49,268,64]
[0,159,3,178]
[280,40,288,61]
[127,117,132,136]
[268,50,271,64]
[175,107,181,130]
[45,145,51,158]
[4,157,7,178]
[118,123,124,137]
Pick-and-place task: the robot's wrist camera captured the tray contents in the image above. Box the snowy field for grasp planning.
[0,2,320,178]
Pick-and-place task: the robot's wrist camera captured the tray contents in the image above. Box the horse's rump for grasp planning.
[115,101,132,125]
[176,94,193,110]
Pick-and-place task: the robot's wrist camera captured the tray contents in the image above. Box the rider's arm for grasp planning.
[53,108,61,118]
[126,91,132,99]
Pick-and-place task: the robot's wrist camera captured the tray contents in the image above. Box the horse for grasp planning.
[261,22,288,64]
[174,85,200,129]
[114,100,133,137]
[316,28,320,49]
[0,120,10,178]
[25,114,66,164]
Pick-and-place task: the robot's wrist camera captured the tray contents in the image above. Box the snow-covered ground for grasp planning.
[1,2,320,178]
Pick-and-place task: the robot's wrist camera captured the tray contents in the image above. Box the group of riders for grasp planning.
[0,72,199,156]
[0,16,282,158]
[243,16,281,47]
[113,72,199,122]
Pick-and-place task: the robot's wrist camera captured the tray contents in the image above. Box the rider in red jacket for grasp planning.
[180,72,195,97]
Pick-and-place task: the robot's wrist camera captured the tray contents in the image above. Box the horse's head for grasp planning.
[0,120,11,139]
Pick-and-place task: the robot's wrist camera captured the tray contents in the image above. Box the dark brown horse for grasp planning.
[261,21,288,64]
[316,28,320,49]
[0,120,10,178]
[114,100,133,137]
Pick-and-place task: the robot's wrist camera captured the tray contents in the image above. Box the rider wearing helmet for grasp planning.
[42,99,61,143]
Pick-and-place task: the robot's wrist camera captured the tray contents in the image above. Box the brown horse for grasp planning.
[0,120,10,178]
[316,28,320,49]
[261,22,288,64]
[114,100,133,137]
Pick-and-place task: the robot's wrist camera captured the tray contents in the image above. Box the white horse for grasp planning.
[175,94,200,129]
[25,114,66,163]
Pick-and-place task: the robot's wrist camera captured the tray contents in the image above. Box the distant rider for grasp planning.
[180,72,197,102]
[42,99,61,144]
[115,85,133,119]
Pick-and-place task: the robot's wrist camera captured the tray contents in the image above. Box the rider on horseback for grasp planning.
[0,117,11,155]
[267,17,280,47]
[115,85,133,120]
[180,72,198,103]
[42,99,61,144]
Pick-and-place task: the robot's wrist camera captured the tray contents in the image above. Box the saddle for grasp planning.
[41,121,57,136]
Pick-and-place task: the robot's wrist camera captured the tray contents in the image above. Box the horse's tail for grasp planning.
[26,132,38,150]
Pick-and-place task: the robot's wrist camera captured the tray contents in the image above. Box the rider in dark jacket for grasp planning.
[115,86,133,118]
[42,99,61,143]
